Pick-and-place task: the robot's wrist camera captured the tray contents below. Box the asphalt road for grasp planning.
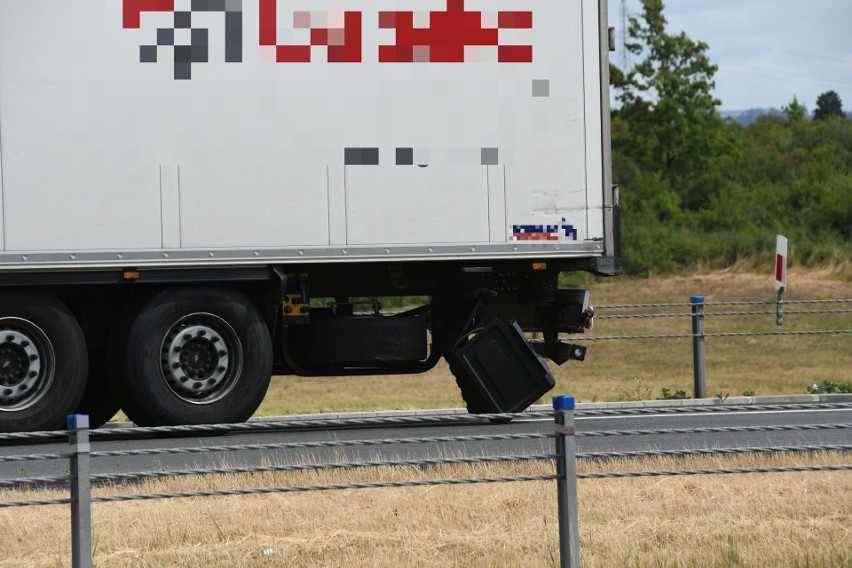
[1,404,849,482]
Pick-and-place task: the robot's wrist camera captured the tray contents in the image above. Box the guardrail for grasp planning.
[1,402,850,568]
[580,297,851,398]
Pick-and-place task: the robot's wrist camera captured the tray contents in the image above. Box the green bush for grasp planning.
[806,380,852,394]
[658,388,690,400]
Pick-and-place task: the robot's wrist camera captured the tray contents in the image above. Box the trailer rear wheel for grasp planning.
[112,288,272,426]
[0,295,87,432]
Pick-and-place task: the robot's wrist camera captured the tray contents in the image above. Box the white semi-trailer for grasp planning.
[0,0,619,431]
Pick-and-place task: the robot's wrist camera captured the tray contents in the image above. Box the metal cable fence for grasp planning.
[573,402,852,416]
[577,297,851,398]
[0,402,850,568]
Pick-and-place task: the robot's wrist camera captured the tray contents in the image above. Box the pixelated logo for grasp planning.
[123,0,243,80]
[512,222,578,242]
[123,0,532,79]
[259,1,362,63]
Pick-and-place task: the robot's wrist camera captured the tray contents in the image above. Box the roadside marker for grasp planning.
[775,235,788,292]
[775,235,787,325]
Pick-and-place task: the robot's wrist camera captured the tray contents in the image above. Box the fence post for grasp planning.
[68,414,92,568]
[553,395,580,568]
[690,296,707,399]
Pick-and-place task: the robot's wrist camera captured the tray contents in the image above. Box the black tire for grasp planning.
[0,294,88,432]
[77,296,144,429]
[74,349,121,429]
[111,288,273,426]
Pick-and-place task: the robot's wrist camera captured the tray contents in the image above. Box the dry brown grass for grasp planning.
[1,452,849,567]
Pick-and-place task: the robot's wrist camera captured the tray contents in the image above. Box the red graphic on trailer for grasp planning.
[123,0,174,29]
[259,0,362,62]
[379,0,533,63]
[121,0,533,79]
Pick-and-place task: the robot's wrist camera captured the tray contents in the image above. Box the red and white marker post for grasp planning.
[775,235,787,325]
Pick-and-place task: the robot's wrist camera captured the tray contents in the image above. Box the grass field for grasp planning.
[1,452,849,567]
[256,265,851,416]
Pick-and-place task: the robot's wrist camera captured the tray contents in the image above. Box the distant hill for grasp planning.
[721,108,852,125]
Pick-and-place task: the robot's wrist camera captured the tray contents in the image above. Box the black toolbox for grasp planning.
[452,320,556,413]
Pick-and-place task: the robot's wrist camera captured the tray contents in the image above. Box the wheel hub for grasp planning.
[0,322,53,410]
[160,315,240,404]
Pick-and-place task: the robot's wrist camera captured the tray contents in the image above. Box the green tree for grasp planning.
[813,90,845,120]
[611,0,729,210]
[783,96,808,124]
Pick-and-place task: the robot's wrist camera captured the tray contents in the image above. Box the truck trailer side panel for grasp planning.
[0,0,611,264]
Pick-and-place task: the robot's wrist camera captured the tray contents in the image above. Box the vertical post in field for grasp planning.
[553,395,581,568]
[690,296,707,399]
[68,414,93,568]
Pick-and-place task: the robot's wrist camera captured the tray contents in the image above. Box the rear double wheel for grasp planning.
[74,350,122,429]
[111,288,273,426]
[0,294,88,432]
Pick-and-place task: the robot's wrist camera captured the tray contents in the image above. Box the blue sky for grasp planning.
[608,0,852,111]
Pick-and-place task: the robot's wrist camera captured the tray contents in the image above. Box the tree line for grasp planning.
[611,0,850,275]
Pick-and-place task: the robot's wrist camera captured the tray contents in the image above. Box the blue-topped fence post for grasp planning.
[553,395,580,568]
[690,296,707,399]
[68,414,92,568]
